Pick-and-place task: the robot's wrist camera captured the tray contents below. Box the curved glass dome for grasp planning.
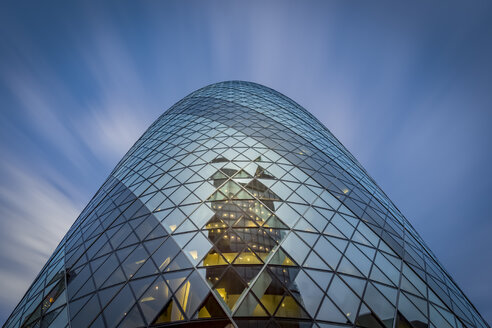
[4,81,489,328]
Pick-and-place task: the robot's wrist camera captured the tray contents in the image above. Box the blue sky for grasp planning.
[0,0,491,324]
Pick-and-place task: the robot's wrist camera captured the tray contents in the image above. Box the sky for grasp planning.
[0,0,491,325]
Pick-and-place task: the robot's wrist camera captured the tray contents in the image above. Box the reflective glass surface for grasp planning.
[4,81,488,328]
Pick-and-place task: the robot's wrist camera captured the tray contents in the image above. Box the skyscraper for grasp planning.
[3,81,489,328]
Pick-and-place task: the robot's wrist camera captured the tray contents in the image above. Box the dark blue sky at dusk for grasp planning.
[0,0,491,324]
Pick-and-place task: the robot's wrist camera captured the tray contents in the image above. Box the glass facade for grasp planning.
[3,81,489,328]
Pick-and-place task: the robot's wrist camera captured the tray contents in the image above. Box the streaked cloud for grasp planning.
[0,160,81,314]
[0,7,156,320]
[0,0,491,324]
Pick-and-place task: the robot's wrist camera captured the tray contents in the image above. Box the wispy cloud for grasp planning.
[72,16,155,164]
[0,9,155,320]
[3,70,93,171]
[0,159,81,314]
[0,1,491,324]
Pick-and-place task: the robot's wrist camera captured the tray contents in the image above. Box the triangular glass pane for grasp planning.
[183,232,213,265]
[233,215,260,228]
[181,192,201,205]
[370,266,394,286]
[251,270,283,315]
[152,298,185,324]
[133,258,159,279]
[296,231,319,246]
[234,189,254,200]
[357,303,386,328]
[234,266,263,286]
[208,189,228,201]
[211,170,228,179]
[340,275,366,297]
[211,228,245,251]
[281,232,310,266]
[152,238,180,272]
[70,294,100,327]
[89,254,109,273]
[357,243,376,261]
[232,248,263,265]
[146,223,168,240]
[46,305,68,328]
[204,216,229,235]
[305,269,333,291]
[293,270,324,318]
[244,179,280,202]
[395,311,413,328]
[304,251,330,271]
[221,180,243,197]
[129,276,157,300]
[303,207,330,232]
[378,240,395,255]
[401,275,424,298]
[275,204,301,228]
[234,292,268,317]
[264,228,288,245]
[352,231,372,247]
[274,293,310,319]
[193,181,215,200]
[138,276,172,324]
[213,267,248,310]
[173,232,195,249]
[188,203,215,229]
[95,240,113,259]
[316,295,347,323]
[101,267,126,288]
[153,208,173,222]
[363,283,395,328]
[233,169,252,179]
[117,304,145,328]
[102,284,136,328]
[164,270,192,293]
[68,294,91,320]
[174,271,210,318]
[268,264,301,287]
[121,245,149,279]
[174,219,198,234]
[200,246,229,267]
[327,275,361,323]
[165,252,193,272]
[404,292,428,317]
[161,209,187,234]
[373,282,398,311]
[269,248,297,266]
[195,293,227,318]
[337,257,363,277]
[119,232,139,248]
[134,216,159,241]
[398,292,428,325]
[287,192,308,204]
[323,223,345,239]
[326,236,348,252]
[115,245,137,263]
[263,215,289,229]
[109,224,132,249]
[143,237,165,255]
[255,166,276,179]
[179,203,199,217]
[73,277,95,299]
[428,289,446,308]
[200,266,227,287]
